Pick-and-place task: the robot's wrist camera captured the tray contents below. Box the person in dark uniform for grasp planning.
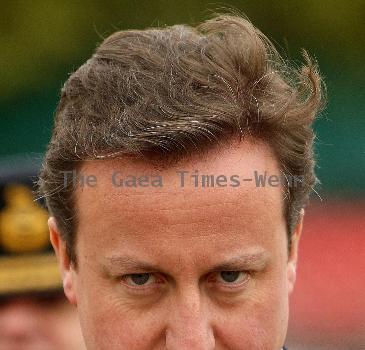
[0,164,85,350]
[38,11,326,350]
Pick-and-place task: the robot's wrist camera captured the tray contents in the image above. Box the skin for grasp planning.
[50,138,303,350]
[0,293,85,350]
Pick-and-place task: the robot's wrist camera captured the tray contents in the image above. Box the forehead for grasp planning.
[75,139,286,258]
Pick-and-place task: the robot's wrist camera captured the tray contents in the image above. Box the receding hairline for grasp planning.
[38,12,326,267]
[76,134,274,171]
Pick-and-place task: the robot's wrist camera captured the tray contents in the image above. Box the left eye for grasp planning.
[216,271,250,285]
[122,273,155,287]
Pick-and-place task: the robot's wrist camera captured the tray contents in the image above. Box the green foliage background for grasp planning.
[1,0,364,197]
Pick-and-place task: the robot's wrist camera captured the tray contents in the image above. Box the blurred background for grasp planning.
[0,1,364,349]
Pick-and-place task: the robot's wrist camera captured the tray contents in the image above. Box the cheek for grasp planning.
[216,295,289,350]
[215,272,289,350]
[74,271,165,350]
[79,300,166,350]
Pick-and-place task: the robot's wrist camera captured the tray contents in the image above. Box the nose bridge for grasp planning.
[165,285,215,350]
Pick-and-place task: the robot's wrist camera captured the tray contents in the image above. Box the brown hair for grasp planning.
[38,13,326,265]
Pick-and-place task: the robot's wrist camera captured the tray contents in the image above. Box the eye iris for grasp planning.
[220,271,240,283]
[131,273,150,285]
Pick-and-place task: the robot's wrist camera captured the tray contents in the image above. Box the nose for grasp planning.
[165,288,215,350]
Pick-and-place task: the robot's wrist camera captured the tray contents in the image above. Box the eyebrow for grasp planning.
[102,251,270,277]
[102,256,168,277]
[210,251,270,271]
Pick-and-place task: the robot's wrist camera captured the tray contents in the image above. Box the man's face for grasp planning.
[51,139,302,350]
[0,293,85,350]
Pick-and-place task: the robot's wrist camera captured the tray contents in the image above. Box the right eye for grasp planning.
[122,273,155,286]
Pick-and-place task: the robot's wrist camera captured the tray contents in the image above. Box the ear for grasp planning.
[48,217,78,306]
[287,209,304,295]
